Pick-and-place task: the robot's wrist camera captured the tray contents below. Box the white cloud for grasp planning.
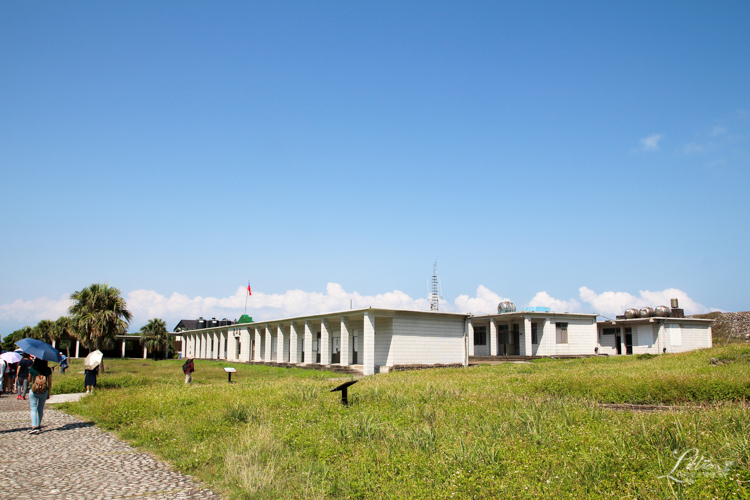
[577,286,709,317]
[0,294,72,326]
[709,126,727,137]
[126,283,433,329]
[528,291,581,312]
[639,134,663,152]
[0,284,713,333]
[454,285,509,314]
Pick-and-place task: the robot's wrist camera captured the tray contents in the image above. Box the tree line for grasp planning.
[2,283,173,360]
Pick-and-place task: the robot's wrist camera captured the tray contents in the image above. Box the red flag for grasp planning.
[247,282,252,296]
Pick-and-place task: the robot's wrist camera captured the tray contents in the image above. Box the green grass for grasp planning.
[56,346,750,499]
[50,357,334,395]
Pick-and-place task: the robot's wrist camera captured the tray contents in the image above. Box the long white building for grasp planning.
[180,301,714,374]
[181,307,471,375]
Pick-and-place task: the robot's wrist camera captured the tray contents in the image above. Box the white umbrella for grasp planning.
[84,350,103,370]
[0,352,22,363]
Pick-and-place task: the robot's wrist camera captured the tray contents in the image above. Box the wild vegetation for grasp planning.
[55,345,750,499]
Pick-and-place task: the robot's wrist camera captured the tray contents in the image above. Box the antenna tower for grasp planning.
[429,262,441,311]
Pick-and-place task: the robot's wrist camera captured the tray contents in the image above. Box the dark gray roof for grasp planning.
[174,320,197,332]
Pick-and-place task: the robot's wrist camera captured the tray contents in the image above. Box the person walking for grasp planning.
[183,358,194,384]
[0,355,6,398]
[8,362,17,395]
[28,358,52,434]
[60,355,68,375]
[2,358,10,394]
[16,354,32,400]
[84,365,99,394]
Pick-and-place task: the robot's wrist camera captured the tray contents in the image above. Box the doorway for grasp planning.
[332,336,340,364]
[625,328,633,355]
[498,325,508,355]
[315,332,321,363]
[511,324,520,355]
[352,335,359,364]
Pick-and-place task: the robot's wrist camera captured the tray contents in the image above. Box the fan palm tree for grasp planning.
[69,283,132,371]
[32,319,57,343]
[139,318,170,360]
[54,316,76,358]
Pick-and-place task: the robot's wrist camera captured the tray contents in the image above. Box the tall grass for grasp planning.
[58,345,750,499]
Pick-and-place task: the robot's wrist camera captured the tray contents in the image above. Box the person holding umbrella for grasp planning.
[2,357,9,394]
[14,338,62,434]
[1,351,22,394]
[84,350,103,394]
[0,353,6,398]
[84,365,99,393]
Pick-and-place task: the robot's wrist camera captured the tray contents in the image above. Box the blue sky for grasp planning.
[1,2,748,334]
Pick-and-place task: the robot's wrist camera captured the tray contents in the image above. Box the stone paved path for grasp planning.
[0,394,221,500]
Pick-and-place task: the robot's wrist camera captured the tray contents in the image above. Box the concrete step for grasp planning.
[470,354,604,362]
[244,361,363,375]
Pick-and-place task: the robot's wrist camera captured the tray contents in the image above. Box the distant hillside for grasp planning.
[690,311,750,343]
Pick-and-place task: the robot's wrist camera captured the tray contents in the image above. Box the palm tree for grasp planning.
[69,283,132,372]
[139,318,170,360]
[54,316,76,358]
[32,320,56,343]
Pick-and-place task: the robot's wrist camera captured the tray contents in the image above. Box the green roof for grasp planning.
[237,314,253,324]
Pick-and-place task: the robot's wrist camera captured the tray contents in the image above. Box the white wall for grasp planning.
[631,324,655,354]
[391,313,465,366]
[374,317,394,367]
[663,321,712,353]
[549,317,598,356]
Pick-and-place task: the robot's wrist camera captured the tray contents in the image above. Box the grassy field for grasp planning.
[55,346,750,499]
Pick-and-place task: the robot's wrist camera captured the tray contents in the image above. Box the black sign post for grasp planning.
[330,380,358,405]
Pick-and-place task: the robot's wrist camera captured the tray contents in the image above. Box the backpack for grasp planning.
[182,361,188,373]
[32,374,48,394]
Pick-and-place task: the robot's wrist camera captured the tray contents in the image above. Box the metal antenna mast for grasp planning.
[429,262,441,311]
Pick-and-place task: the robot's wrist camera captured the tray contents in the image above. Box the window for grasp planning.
[473,326,487,346]
[531,323,538,344]
[556,322,568,344]
[603,328,620,335]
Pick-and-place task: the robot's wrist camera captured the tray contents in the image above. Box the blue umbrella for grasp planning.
[15,338,63,363]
